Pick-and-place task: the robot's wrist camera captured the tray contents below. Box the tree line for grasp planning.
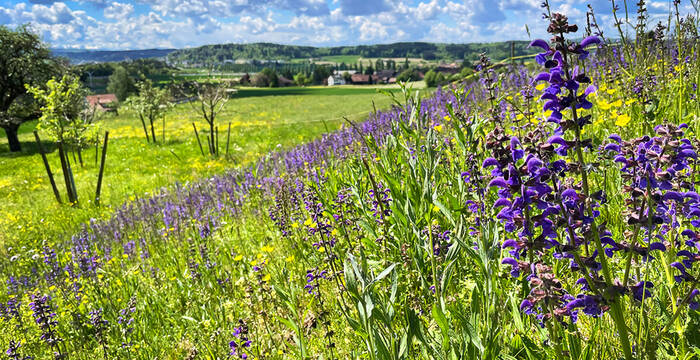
[167,41,538,66]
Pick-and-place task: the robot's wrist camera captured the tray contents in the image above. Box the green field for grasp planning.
[0,86,407,246]
[318,55,361,63]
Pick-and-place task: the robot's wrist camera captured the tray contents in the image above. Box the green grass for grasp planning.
[0,86,402,246]
[318,55,361,63]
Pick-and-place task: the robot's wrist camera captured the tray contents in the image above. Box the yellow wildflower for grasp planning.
[615,113,631,127]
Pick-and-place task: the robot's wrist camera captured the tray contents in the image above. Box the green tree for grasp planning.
[0,25,61,152]
[183,81,233,155]
[293,72,310,86]
[312,66,332,85]
[26,75,93,146]
[28,75,99,203]
[375,59,384,71]
[424,69,437,87]
[396,68,420,83]
[251,73,270,87]
[260,68,279,87]
[124,80,172,143]
[106,65,135,101]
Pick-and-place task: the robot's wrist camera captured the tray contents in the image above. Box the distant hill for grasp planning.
[166,41,537,65]
[51,42,538,66]
[52,48,176,64]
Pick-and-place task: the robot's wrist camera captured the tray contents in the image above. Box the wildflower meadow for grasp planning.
[2,2,700,360]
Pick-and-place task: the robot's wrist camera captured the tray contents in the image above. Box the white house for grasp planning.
[327,74,346,86]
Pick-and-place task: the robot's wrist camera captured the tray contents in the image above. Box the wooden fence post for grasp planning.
[95,131,110,206]
[225,122,231,157]
[33,131,62,204]
[192,122,205,156]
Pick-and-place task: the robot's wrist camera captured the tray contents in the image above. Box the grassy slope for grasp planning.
[0,85,414,246]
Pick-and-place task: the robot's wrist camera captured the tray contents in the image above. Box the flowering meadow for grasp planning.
[2,5,700,360]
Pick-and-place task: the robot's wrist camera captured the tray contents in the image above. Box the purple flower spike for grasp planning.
[529,39,550,51]
[603,143,620,152]
[608,134,622,143]
[690,289,700,310]
[584,85,597,95]
[502,239,518,249]
[482,157,499,168]
[494,198,512,208]
[489,177,509,189]
[649,242,667,252]
[547,136,567,146]
[631,281,654,301]
[561,189,578,199]
[663,191,684,202]
[520,299,534,313]
[580,36,601,48]
[502,257,518,266]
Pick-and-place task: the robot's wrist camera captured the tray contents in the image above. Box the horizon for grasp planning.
[48,39,538,52]
[2,0,694,51]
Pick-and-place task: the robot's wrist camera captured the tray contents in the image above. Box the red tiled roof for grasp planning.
[86,94,118,106]
[350,74,370,83]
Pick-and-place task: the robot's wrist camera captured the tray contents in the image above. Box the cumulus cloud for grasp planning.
[0,0,696,50]
[103,1,133,20]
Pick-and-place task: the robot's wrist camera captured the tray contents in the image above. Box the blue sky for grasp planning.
[0,0,693,50]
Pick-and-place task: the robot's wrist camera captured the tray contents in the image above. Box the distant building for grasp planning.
[86,94,118,112]
[375,70,396,84]
[436,62,461,74]
[334,70,356,75]
[350,74,371,84]
[327,74,346,86]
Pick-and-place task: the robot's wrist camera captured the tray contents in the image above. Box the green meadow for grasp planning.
[0,86,406,246]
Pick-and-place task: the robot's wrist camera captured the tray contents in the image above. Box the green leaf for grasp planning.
[432,303,450,351]
[369,263,397,288]
[276,316,298,332]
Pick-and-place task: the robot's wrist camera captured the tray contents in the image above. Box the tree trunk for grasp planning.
[209,119,215,155]
[3,124,21,152]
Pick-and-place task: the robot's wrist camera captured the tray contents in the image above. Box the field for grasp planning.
[2,8,700,360]
[0,86,407,246]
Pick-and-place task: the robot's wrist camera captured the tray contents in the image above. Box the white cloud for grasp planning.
[103,1,133,20]
[0,0,696,50]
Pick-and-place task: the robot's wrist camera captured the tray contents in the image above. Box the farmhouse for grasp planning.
[436,62,461,74]
[86,94,118,112]
[375,70,396,84]
[327,74,346,86]
[350,74,370,84]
